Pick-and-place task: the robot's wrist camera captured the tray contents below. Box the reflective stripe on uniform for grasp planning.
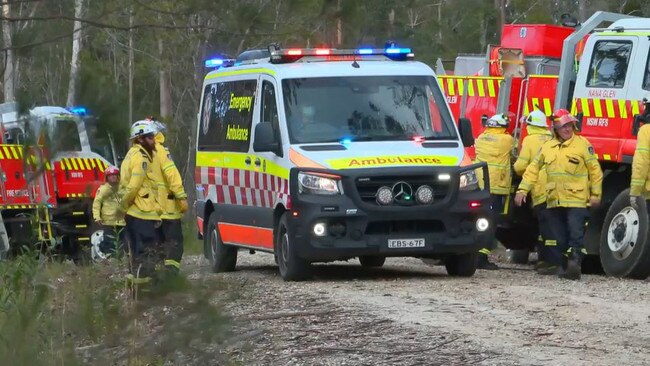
[479,248,491,255]
[164,259,181,269]
[545,240,557,246]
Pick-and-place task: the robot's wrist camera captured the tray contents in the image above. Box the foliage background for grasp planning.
[1,0,648,190]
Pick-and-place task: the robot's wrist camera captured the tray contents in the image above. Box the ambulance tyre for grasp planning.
[359,256,385,267]
[444,252,477,277]
[276,213,311,281]
[600,189,650,279]
[206,213,237,273]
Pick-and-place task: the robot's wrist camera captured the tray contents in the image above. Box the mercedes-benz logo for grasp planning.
[392,181,413,203]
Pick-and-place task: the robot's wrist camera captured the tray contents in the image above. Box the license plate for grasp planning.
[387,238,425,249]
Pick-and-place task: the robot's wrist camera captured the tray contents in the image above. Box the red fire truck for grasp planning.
[0,103,112,260]
[440,11,650,279]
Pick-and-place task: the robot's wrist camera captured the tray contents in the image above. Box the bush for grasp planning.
[0,252,229,365]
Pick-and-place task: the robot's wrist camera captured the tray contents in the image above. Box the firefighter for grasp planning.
[474,113,514,270]
[120,121,161,286]
[512,109,554,273]
[514,110,603,280]
[630,96,650,210]
[145,118,189,275]
[92,165,126,256]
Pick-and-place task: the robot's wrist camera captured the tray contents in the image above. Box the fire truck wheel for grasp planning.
[206,212,237,273]
[444,252,477,277]
[275,213,311,281]
[600,189,650,279]
[506,249,530,264]
[359,256,385,268]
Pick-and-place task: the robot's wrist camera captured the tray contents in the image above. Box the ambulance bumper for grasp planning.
[288,165,493,262]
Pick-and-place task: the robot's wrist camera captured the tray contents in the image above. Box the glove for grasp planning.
[178,199,189,213]
[95,219,103,226]
[630,196,638,209]
[589,196,601,208]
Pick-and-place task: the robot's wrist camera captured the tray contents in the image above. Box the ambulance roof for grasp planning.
[205,59,436,82]
[607,18,650,31]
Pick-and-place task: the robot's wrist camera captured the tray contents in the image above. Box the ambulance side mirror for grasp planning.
[458,118,474,147]
[253,122,282,156]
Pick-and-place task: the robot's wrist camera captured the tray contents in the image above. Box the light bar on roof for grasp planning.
[270,47,415,64]
[204,58,235,69]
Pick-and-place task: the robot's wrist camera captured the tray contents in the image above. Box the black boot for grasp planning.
[478,253,499,270]
[560,249,583,280]
[537,264,564,276]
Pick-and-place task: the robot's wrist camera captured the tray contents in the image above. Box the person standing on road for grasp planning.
[474,113,514,270]
[629,97,650,210]
[145,118,189,276]
[515,110,603,280]
[513,110,554,274]
[92,165,126,255]
[120,121,161,287]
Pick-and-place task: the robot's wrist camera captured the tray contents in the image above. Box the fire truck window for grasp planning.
[586,40,632,89]
[261,81,280,134]
[643,49,650,91]
[197,79,257,152]
[53,120,81,151]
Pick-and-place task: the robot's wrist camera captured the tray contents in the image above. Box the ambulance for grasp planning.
[194,46,493,280]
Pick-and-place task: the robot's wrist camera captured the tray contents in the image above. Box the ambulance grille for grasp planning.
[355,175,449,205]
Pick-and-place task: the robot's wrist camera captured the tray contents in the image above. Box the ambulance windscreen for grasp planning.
[282,76,457,144]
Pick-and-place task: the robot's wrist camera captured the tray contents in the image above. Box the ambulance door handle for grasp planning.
[244,157,252,165]
[254,158,261,167]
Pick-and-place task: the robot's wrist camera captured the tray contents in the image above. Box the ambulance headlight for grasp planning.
[298,172,343,195]
[459,170,479,191]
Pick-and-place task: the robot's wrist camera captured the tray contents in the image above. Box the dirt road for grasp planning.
[187,253,650,365]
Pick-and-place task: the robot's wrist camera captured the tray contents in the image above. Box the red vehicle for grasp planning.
[0,103,112,259]
[440,11,650,278]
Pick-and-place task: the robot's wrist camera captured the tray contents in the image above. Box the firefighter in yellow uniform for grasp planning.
[145,118,188,274]
[474,113,513,270]
[120,121,161,285]
[513,110,554,273]
[629,97,650,209]
[515,110,603,280]
[92,166,126,257]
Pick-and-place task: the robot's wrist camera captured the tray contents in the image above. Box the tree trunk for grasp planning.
[2,2,15,102]
[128,9,134,127]
[66,0,84,107]
[158,36,172,120]
[335,0,342,46]
[578,0,589,22]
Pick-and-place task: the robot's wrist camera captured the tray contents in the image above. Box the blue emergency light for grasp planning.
[68,106,87,115]
[204,58,235,69]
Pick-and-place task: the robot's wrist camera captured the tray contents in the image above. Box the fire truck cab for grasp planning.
[439,11,650,278]
[0,103,111,259]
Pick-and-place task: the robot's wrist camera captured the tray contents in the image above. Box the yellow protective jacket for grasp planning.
[513,126,553,207]
[518,134,603,208]
[631,124,650,198]
[119,144,160,220]
[152,132,187,220]
[92,183,126,226]
[474,127,513,195]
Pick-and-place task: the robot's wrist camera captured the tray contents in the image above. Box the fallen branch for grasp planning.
[240,309,335,322]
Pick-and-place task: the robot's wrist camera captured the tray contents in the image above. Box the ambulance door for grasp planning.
[574,35,637,162]
[247,75,287,251]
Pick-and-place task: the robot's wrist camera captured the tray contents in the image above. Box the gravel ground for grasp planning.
[185,252,650,366]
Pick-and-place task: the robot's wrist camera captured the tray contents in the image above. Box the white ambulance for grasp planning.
[194,46,493,280]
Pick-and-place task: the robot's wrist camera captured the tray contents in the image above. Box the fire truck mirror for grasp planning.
[632,114,645,137]
[458,118,474,147]
[575,112,583,132]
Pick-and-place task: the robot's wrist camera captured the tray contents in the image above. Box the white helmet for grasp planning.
[524,109,548,128]
[485,114,509,128]
[129,120,156,139]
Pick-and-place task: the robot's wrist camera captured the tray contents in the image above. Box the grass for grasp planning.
[0,248,230,365]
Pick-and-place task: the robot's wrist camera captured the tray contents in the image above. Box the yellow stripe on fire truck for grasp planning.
[58,158,107,171]
[438,76,501,98]
[522,97,554,116]
[570,98,643,119]
[65,193,89,198]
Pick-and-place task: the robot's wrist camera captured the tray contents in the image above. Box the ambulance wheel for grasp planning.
[359,256,385,267]
[444,252,477,277]
[507,249,530,264]
[600,189,650,279]
[276,213,311,281]
[206,213,237,273]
